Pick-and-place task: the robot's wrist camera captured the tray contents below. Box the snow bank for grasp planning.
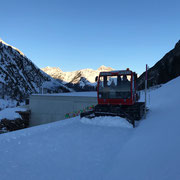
[0,107,26,121]
[0,98,18,110]
[81,116,132,128]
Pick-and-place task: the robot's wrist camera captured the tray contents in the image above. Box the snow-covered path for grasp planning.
[0,118,133,180]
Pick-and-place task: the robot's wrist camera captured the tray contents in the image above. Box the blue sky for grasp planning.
[1,0,180,75]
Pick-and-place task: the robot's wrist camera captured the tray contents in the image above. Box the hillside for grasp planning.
[0,76,180,180]
[0,39,71,105]
[138,40,180,89]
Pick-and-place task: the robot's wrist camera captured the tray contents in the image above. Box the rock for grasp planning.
[138,40,180,89]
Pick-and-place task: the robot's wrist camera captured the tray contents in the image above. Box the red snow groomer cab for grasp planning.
[81,69,145,127]
[97,69,138,106]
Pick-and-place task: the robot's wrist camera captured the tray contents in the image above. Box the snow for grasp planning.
[42,79,73,92]
[81,116,132,128]
[0,76,180,180]
[0,98,18,110]
[0,117,133,180]
[33,91,97,97]
[0,39,24,56]
[42,65,114,84]
[0,107,27,121]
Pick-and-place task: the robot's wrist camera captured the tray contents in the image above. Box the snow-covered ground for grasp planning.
[0,98,18,110]
[33,91,97,97]
[0,97,27,121]
[0,107,27,121]
[0,76,180,180]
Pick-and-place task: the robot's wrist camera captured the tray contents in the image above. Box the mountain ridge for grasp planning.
[42,65,114,83]
[0,39,71,104]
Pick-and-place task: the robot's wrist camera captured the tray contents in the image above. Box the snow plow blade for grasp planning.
[80,102,145,128]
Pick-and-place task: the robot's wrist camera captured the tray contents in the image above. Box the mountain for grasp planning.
[0,39,71,103]
[138,40,180,89]
[42,65,114,91]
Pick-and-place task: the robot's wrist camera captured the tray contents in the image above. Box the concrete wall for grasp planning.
[29,94,97,126]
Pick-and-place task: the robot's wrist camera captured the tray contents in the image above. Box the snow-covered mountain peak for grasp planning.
[42,65,115,90]
[42,66,63,73]
[42,65,115,84]
[0,39,24,56]
[97,65,114,71]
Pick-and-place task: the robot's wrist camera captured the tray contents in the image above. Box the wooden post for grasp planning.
[145,64,148,119]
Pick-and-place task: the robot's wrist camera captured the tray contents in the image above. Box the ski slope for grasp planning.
[0,77,180,180]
